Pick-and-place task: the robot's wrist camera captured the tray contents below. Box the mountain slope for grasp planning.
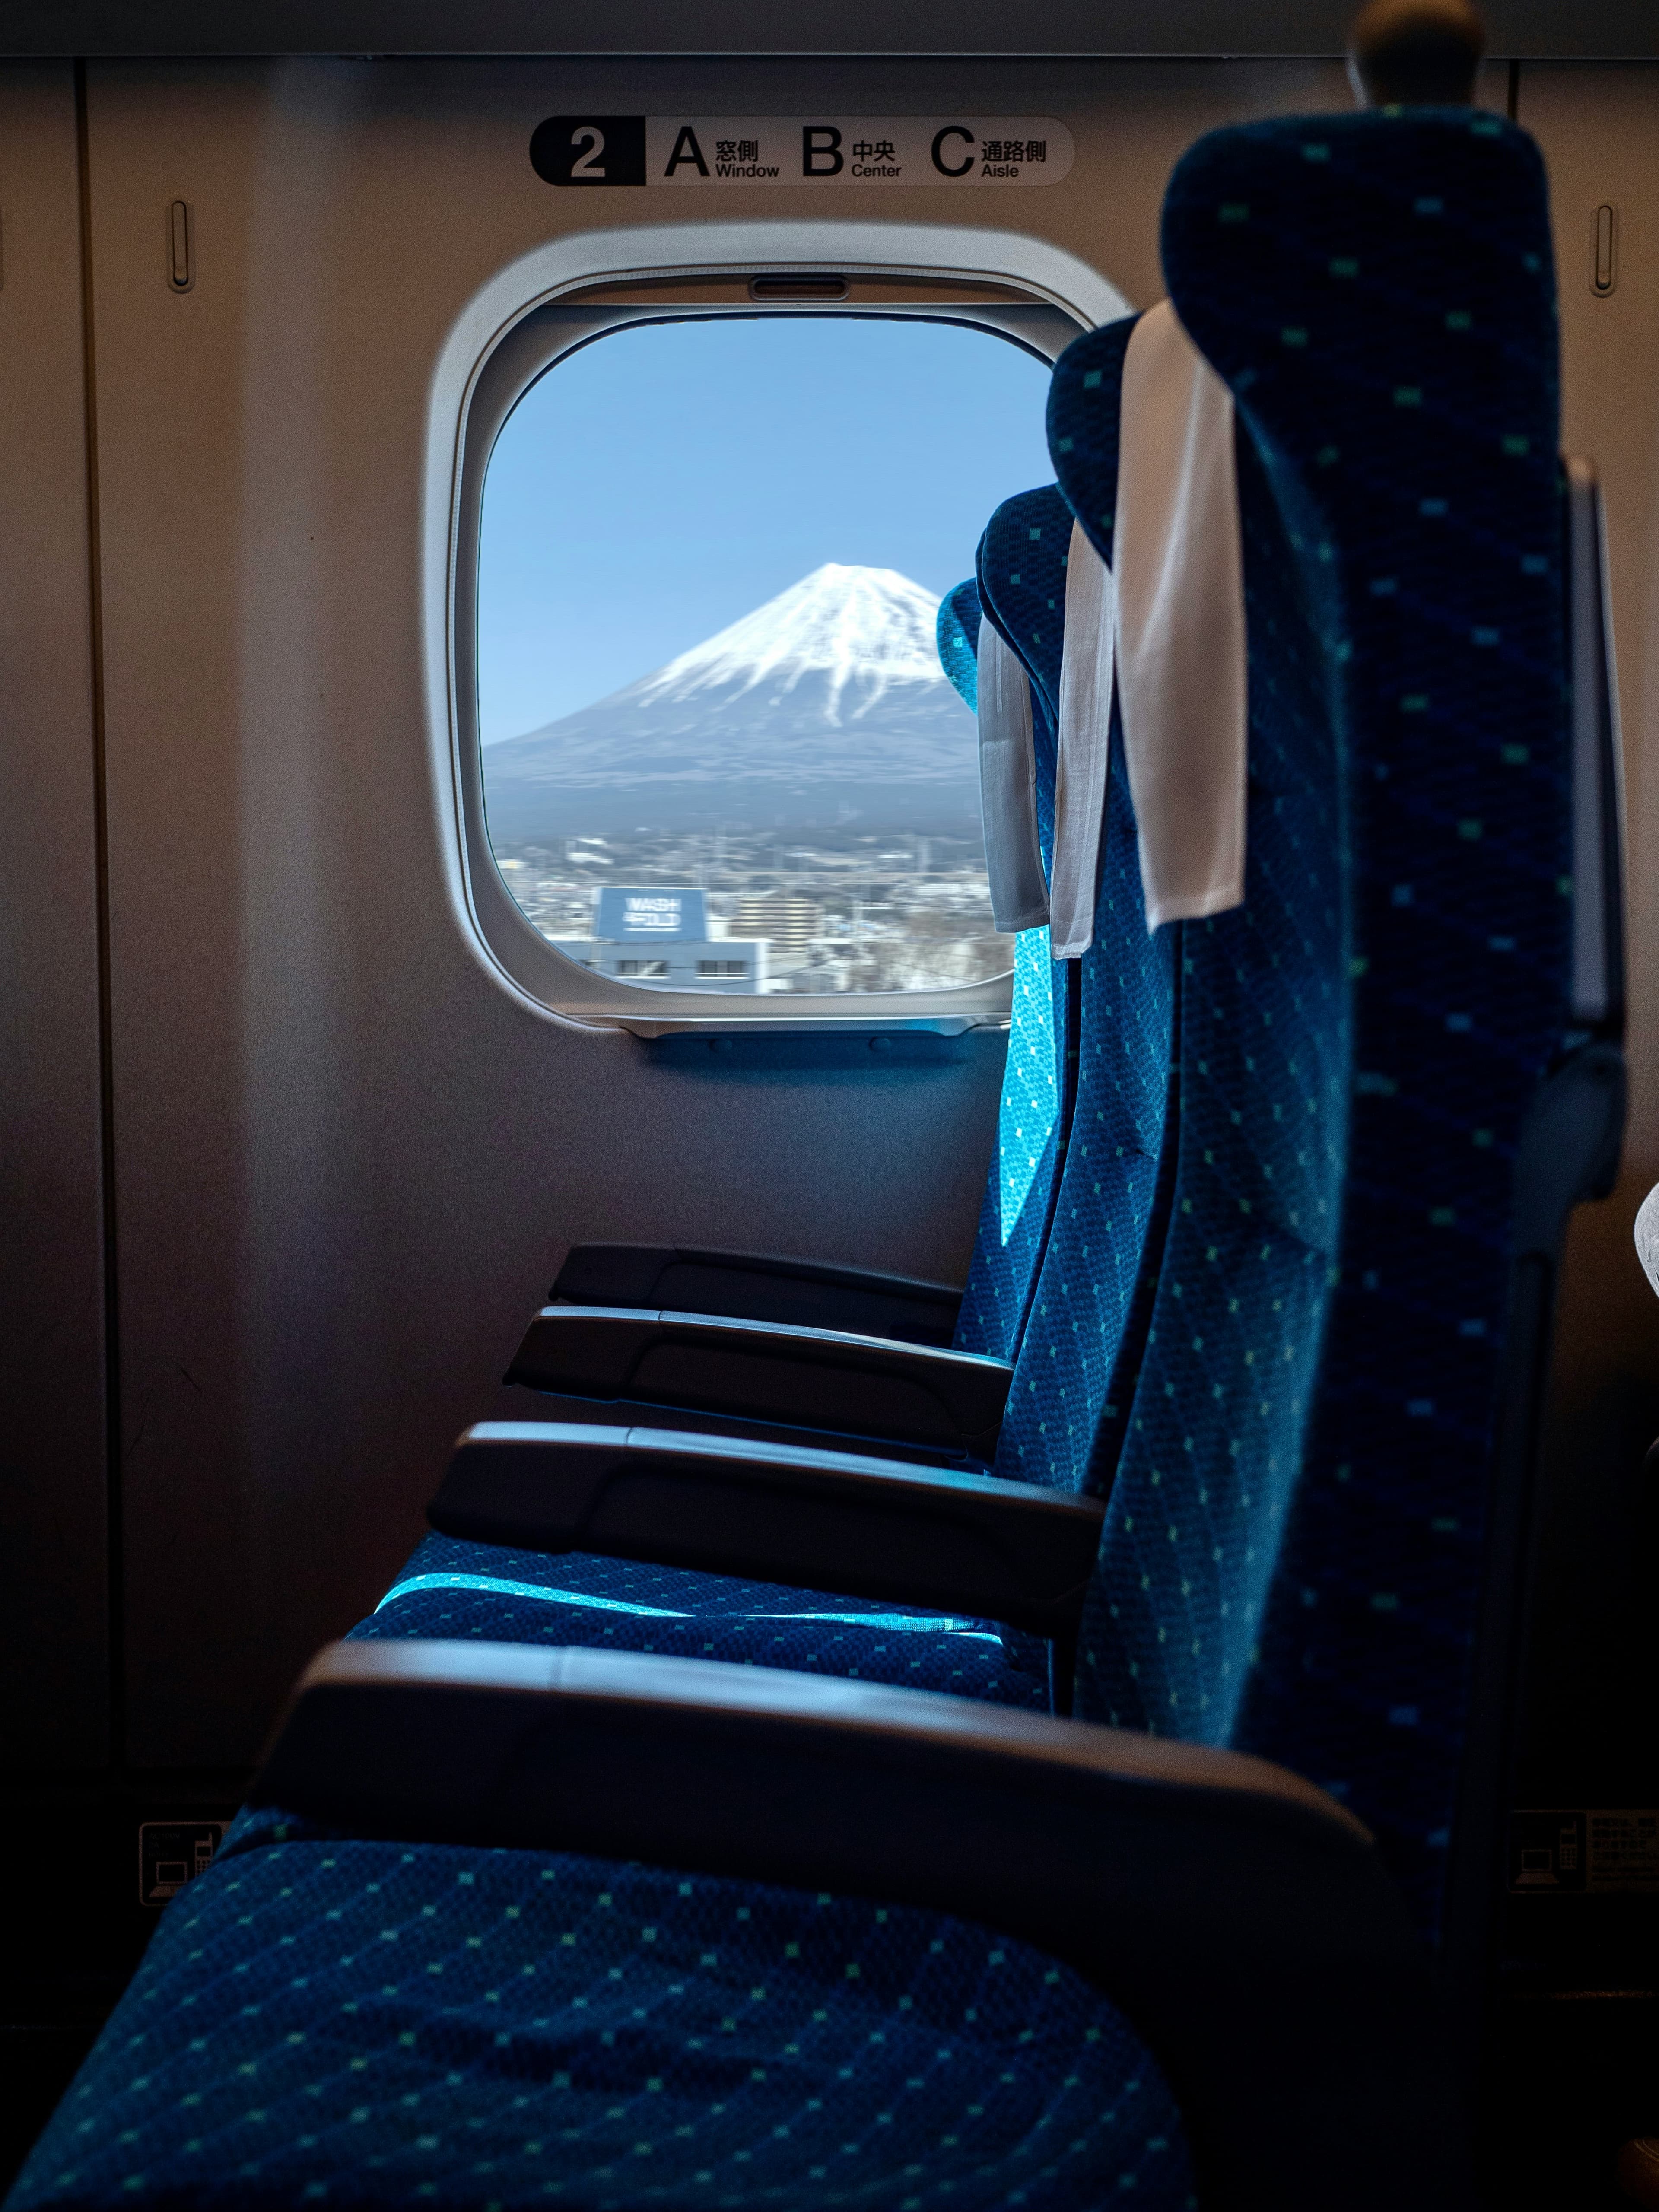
[482,564,980,841]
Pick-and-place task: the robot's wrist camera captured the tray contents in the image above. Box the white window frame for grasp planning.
[424,220,1129,1035]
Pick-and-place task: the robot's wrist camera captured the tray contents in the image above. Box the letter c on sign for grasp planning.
[931,126,975,178]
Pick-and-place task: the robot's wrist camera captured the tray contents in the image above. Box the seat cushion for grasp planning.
[351,1536,1052,1711]
[9,1830,1194,2212]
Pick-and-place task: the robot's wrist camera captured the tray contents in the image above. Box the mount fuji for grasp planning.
[481,564,980,842]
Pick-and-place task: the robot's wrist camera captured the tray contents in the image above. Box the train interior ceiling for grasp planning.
[4,0,1659,2204]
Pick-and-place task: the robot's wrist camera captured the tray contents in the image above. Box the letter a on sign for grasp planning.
[664,125,709,176]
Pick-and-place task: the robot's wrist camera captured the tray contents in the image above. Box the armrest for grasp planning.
[506,1307,1011,1458]
[428,1421,1101,1640]
[251,1640,1469,2212]
[552,1243,963,1347]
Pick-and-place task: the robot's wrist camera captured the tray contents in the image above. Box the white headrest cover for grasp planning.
[976,618,1049,934]
[1047,300,1248,950]
[1114,299,1248,932]
[1049,521,1116,958]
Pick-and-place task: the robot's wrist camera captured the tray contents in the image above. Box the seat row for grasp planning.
[6,93,1626,2212]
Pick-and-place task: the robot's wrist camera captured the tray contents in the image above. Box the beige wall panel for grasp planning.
[0,64,108,1764]
[85,55,1346,1765]
[1513,73,1659,1592]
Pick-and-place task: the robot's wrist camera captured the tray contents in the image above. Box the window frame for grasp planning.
[430,221,1128,1035]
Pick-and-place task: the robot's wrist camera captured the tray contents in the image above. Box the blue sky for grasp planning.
[477,315,1055,741]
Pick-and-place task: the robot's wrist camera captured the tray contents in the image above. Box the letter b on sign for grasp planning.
[802,126,844,176]
[530,115,647,186]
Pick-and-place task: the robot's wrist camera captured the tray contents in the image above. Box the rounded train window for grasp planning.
[473,312,1055,1011]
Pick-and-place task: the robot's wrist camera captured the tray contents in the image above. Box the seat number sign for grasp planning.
[531,116,1074,189]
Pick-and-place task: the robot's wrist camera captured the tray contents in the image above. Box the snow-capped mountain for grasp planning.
[482,565,979,842]
[628,564,945,720]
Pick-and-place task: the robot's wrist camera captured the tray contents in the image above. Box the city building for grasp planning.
[552,884,773,994]
[726,891,823,955]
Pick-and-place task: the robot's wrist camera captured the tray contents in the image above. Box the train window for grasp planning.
[472,311,1055,1019]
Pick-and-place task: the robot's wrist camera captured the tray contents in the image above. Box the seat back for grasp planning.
[1049,112,1611,1981]
[935,578,981,708]
[968,476,1177,1427]
[984,433,1179,1503]
[936,574,1073,1365]
[1050,309,1348,1748]
[936,571,1065,1363]
[949,491,1078,1361]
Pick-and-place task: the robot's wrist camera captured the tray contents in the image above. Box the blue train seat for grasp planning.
[1166,105,1614,1970]
[351,466,1192,1713]
[7,104,1605,2212]
[934,575,981,703]
[935,573,1068,1362]
[393,471,1182,1696]
[983,505,1176,1502]
[350,488,1128,1714]
[963,486,1080,1361]
[1049,105,1622,2053]
[334,495,1085,1715]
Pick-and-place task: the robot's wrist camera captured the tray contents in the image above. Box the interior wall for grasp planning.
[6,51,1649,1783]
[0,63,108,1767]
[73,53,1352,1767]
[1511,63,1659,1790]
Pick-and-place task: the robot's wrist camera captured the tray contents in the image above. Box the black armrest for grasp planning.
[252,1641,1470,2212]
[506,1307,1011,1458]
[429,1421,1101,1641]
[552,1243,963,1348]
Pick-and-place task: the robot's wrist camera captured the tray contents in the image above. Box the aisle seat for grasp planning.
[1151,110,1620,1966]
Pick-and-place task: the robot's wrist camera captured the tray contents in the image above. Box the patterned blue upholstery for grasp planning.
[9,1829,1193,2212]
[941,556,1065,1367]
[1161,111,1570,1934]
[955,927,1064,1363]
[934,578,981,710]
[351,1533,1049,1709]
[1046,111,1569,1938]
[995,356,1177,1497]
[1050,318,1348,1755]
[975,490,1069,731]
[959,489,1078,1363]
[935,575,1066,1370]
